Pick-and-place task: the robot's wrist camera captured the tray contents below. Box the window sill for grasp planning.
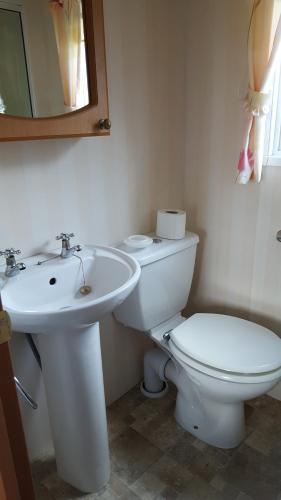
[263,156,281,167]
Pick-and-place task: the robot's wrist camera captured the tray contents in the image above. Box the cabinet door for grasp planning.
[0,398,21,500]
[0,305,35,500]
[0,0,110,141]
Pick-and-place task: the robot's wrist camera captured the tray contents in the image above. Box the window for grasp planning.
[264,47,281,166]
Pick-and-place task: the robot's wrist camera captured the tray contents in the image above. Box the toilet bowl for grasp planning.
[170,314,281,447]
[140,312,281,448]
[114,233,281,448]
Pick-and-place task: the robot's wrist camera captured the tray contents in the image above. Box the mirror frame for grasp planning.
[0,0,109,141]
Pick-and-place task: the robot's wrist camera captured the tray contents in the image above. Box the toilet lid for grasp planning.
[170,314,281,374]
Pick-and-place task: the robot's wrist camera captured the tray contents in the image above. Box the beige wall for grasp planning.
[0,0,186,459]
[184,0,281,398]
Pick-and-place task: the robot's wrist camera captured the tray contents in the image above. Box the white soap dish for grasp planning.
[124,235,153,249]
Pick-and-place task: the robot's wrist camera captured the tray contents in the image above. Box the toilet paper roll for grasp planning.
[156,209,186,240]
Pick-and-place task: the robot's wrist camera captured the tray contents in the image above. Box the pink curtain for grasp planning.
[49,0,82,111]
[237,0,281,184]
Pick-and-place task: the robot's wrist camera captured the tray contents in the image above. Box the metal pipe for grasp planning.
[25,333,42,370]
[14,377,38,410]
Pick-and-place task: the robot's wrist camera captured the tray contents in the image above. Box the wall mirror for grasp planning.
[0,0,90,118]
[0,0,110,141]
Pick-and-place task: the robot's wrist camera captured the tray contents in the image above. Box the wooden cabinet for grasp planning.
[0,291,35,499]
[0,0,109,141]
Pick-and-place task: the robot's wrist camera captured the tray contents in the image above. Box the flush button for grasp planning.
[153,238,162,244]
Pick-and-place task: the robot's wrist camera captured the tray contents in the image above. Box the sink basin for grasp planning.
[2,245,140,334]
[1,245,140,493]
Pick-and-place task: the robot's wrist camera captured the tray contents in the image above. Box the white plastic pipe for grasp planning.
[143,348,178,394]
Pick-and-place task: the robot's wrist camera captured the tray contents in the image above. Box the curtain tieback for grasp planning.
[244,88,271,117]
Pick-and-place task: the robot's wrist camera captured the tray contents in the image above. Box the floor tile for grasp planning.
[210,473,225,491]
[154,485,180,500]
[188,447,230,482]
[32,385,281,500]
[130,396,174,427]
[110,427,162,485]
[111,385,146,416]
[130,471,167,500]
[245,430,272,456]
[33,482,55,500]
[210,473,240,500]
[32,458,57,484]
[131,413,185,453]
[176,475,225,500]
[148,454,193,493]
[42,473,83,499]
[167,430,199,466]
[192,438,208,452]
[234,493,253,500]
[109,472,141,499]
[222,443,281,500]
[107,406,135,443]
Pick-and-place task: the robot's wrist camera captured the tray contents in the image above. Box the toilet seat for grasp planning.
[169,341,281,384]
[169,313,281,383]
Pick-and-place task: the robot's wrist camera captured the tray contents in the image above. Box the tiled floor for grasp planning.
[32,384,281,500]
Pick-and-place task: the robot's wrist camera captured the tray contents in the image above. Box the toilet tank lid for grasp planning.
[170,313,281,374]
[116,232,199,266]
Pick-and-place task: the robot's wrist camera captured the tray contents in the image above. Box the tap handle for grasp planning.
[0,248,21,257]
[56,233,75,241]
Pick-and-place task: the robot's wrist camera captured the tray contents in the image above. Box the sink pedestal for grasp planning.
[38,323,110,493]
[3,245,140,492]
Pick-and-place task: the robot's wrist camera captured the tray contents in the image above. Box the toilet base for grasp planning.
[140,380,169,399]
[141,347,278,450]
[175,391,245,449]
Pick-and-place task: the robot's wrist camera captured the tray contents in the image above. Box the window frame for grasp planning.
[0,0,37,117]
[264,61,281,166]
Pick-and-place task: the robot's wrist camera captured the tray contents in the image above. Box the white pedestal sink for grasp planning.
[1,246,140,493]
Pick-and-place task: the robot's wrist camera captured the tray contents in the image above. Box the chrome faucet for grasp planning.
[0,248,26,277]
[56,233,82,259]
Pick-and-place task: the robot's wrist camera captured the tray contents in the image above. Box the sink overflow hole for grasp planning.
[49,278,57,285]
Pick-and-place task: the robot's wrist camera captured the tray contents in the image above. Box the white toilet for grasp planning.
[114,233,281,449]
